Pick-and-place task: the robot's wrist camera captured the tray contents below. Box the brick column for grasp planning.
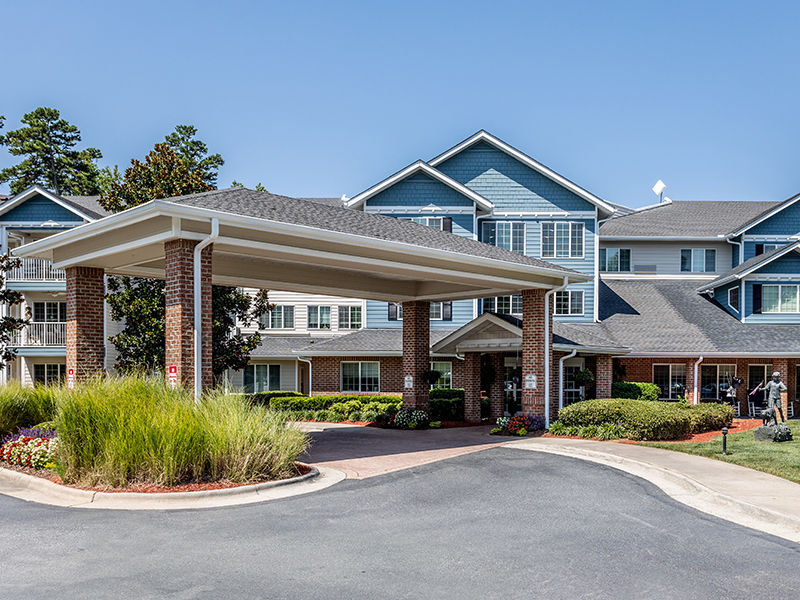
[490,352,505,420]
[685,359,697,404]
[66,266,105,382]
[401,301,430,411]
[774,358,789,421]
[463,352,482,423]
[596,355,613,399]
[521,288,548,418]
[165,240,213,391]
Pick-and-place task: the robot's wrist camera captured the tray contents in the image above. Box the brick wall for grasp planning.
[402,301,430,410]
[66,266,105,381]
[521,288,549,418]
[463,352,481,423]
[489,352,505,420]
[596,355,613,399]
[311,356,403,395]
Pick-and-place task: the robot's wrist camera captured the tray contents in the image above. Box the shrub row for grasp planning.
[611,381,661,402]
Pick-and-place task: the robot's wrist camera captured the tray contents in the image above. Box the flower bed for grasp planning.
[1,435,58,469]
[490,414,546,436]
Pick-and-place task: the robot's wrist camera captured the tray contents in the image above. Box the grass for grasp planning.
[643,420,800,484]
[0,382,57,438]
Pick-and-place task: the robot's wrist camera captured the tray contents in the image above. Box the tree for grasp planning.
[232,180,269,192]
[0,255,30,367]
[165,124,224,187]
[0,107,103,196]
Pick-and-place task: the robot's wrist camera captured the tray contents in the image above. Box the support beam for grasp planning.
[66,266,105,383]
[463,352,482,424]
[401,301,430,412]
[490,353,506,420]
[521,288,548,418]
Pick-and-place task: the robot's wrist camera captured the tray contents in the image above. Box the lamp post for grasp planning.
[721,427,728,455]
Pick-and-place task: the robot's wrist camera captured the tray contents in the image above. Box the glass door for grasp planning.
[748,364,772,413]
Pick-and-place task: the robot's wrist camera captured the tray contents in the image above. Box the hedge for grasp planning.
[429,388,465,401]
[611,381,660,402]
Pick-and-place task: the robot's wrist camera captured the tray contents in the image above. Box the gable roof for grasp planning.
[345,160,493,213]
[428,130,617,218]
[599,200,778,238]
[729,191,800,237]
[0,185,99,222]
[61,195,111,220]
[697,241,800,292]
[294,328,458,356]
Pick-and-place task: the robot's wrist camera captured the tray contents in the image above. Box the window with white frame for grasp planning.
[728,287,740,312]
[653,364,686,400]
[554,290,584,316]
[259,305,294,329]
[243,364,281,393]
[599,248,631,272]
[405,216,444,229]
[542,222,584,259]
[32,301,66,323]
[308,305,332,329]
[389,302,444,321]
[338,305,362,329]
[680,248,716,273]
[482,295,522,316]
[33,363,65,385]
[755,243,779,256]
[700,364,736,401]
[429,361,452,389]
[483,222,525,254]
[341,361,379,392]
[762,284,800,313]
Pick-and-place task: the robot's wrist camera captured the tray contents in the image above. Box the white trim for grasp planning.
[345,160,493,213]
[601,236,725,241]
[730,193,800,237]
[742,234,800,241]
[0,185,96,222]
[743,274,800,282]
[364,206,474,215]
[427,130,615,216]
[492,210,596,218]
[604,273,716,281]
[727,286,741,313]
[431,312,522,354]
[594,209,599,322]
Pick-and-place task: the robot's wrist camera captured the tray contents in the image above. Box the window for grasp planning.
[404,216,448,230]
[308,305,331,329]
[429,361,452,389]
[755,243,778,256]
[429,302,442,320]
[338,305,362,329]
[341,361,380,392]
[259,305,294,329]
[653,364,686,400]
[728,287,740,312]
[541,222,584,258]
[680,249,716,273]
[482,295,522,316]
[599,248,631,272]
[762,285,800,313]
[33,363,65,385]
[243,364,281,393]
[700,364,736,401]
[554,290,584,316]
[32,301,66,323]
[483,222,525,254]
[388,302,450,321]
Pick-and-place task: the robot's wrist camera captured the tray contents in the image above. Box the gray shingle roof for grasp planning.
[249,335,317,357]
[164,187,580,273]
[599,200,778,237]
[298,197,344,208]
[553,322,625,351]
[731,192,800,235]
[61,195,111,220]
[295,328,458,355]
[597,278,800,353]
[699,242,800,291]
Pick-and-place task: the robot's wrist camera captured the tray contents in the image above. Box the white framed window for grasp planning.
[338,305,362,329]
[680,248,716,272]
[727,287,740,312]
[389,302,445,321]
[341,361,380,392]
[259,305,294,329]
[541,222,584,259]
[429,302,443,320]
[405,216,444,229]
[700,364,736,401]
[308,305,332,329]
[762,284,800,313]
[599,248,631,272]
[483,222,525,254]
[755,243,778,256]
[653,364,686,400]
[33,363,65,385]
[554,290,584,316]
[429,361,452,389]
[32,301,66,323]
[482,295,522,316]
[244,364,281,393]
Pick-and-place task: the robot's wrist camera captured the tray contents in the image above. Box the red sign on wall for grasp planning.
[66,368,75,389]
[167,365,178,389]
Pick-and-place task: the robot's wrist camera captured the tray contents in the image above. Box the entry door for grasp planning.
[748,364,772,409]
[563,357,585,406]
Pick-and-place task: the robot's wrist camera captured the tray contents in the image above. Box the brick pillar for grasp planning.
[66,266,105,382]
[401,301,430,411]
[685,359,697,404]
[596,355,613,399]
[165,240,213,391]
[521,288,548,418]
[736,358,749,416]
[774,358,789,421]
[490,352,505,420]
[463,352,482,423]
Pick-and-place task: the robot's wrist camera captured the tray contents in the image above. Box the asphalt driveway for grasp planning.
[2,448,799,599]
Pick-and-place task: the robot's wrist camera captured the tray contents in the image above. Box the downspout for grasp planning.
[726,236,742,267]
[558,348,578,414]
[693,356,704,405]
[193,218,219,403]
[297,356,312,396]
[544,276,570,428]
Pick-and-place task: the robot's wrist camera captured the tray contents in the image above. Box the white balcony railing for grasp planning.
[10,322,67,347]
[7,258,66,282]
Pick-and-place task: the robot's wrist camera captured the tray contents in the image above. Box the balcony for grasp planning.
[7,258,65,282]
[11,322,67,347]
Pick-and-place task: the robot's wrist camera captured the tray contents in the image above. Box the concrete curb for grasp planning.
[504,439,800,544]
[0,464,346,511]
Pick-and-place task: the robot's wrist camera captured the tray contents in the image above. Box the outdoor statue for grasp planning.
[751,371,787,424]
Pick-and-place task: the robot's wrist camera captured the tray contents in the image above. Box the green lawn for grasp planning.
[642,420,800,484]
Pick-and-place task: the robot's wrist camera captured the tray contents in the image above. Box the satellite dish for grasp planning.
[652,180,666,197]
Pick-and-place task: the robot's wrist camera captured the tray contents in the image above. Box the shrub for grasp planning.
[496,416,511,430]
[429,421,442,428]
[326,412,346,423]
[0,383,57,437]
[690,403,734,433]
[580,425,599,439]
[361,411,379,423]
[313,409,330,422]
[516,428,528,437]
[394,409,429,430]
[597,423,624,440]
[347,411,362,422]
[547,421,566,435]
[490,427,503,435]
[507,414,532,434]
[558,398,691,440]
[270,394,402,412]
[55,377,308,487]
[429,397,464,421]
[429,388,465,401]
[611,382,660,402]
[247,390,305,407]
[529,415,546,431]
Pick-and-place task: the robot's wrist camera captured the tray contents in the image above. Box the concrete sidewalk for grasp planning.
[506,437,800,543]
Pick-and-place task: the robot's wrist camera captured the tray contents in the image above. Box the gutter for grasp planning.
[693,356,703,405]
[558,348,578,413]
[193,218,219,402]
[297,356,312,395]
[726,236,743,267]
[544,276,570,428]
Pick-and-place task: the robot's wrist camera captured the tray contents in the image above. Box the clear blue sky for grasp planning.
[2,1,798,207]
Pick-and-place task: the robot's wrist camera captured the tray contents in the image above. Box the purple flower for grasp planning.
[2,426,57,445]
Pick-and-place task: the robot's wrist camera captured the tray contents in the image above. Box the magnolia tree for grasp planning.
[0,255,29,367]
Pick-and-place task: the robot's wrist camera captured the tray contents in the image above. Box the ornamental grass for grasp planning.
[0,381,57,438]
[54,377,308,488]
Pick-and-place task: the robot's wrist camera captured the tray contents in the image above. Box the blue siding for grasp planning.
[365,299,475,329]
[743,240,795,262]
[436,141,595,213]
[386,212,473,239]
[0,194,84,223]
[365,173,475,208]
[751,252,800,274]
[712,283,741,318]
[747,201,800,235]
